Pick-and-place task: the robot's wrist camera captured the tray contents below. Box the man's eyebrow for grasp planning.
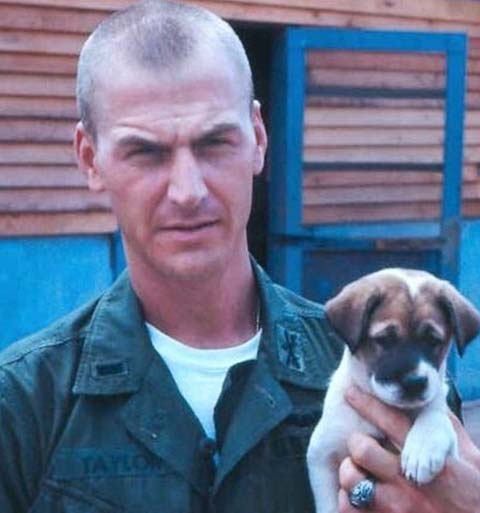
[115,135,169,150]
[114,123,241,149]
[199,122,241,137]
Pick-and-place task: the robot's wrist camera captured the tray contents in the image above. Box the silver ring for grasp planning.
[348,478,376,509]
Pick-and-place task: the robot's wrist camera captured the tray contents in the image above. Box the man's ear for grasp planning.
[437,282,480,356]
[325,279,383,354]
[74,122,105,192]
[251,100,267,176]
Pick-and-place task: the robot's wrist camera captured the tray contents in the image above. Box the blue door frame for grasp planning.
[269,27,467,287]
[268,27,469,382]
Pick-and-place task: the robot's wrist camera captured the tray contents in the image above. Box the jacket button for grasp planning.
[199,437,216,458]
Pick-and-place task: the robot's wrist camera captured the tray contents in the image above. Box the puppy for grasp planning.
[306,268,480,513]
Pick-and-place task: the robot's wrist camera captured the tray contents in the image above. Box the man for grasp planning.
[0,1,479,512]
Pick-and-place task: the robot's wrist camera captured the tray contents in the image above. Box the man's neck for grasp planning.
[129,252,259,349]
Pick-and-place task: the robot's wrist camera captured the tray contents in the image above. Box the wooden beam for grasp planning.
[7,0,480,26]
[214,0,480,25]
[3,0,480,37]
[0,29,85,55]
[0,211,117,236]
[0,96,77,118]
[303,202,440,224]
[2,0,128,10]
[0,73,75,97]
[211,4,480,38]
[468,58,480,75]
[0,52,77,74]
[306,96,444,109]
[0,143,75,164]
[303,200,480,224]
[0,119,76,142]
[464,200,480,218]
[303,183,443,206]
[303,182,480,206]
[0,188,111,212]
[302,165,478,187]
[308,68,445,90]
[0,165,84,188]
[305,107,444,128]
[303,146,446,164]
[304,170,442,187]
[0,4,104,34]
[303,127,480,147]
[304,107,480,128]
[467,93,480,110]
[469,74,480,90]
[304,146,478,165]
[307,51,445,73]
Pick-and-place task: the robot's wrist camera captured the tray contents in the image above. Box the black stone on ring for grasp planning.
[348,478,376,509]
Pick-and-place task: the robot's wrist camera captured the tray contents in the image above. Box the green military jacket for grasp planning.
[0,264,343,512]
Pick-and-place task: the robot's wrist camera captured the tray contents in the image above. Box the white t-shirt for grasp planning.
[146,322,261,441]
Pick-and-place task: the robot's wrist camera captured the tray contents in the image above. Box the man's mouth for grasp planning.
[159,220,220,238]
[163,220,218,231]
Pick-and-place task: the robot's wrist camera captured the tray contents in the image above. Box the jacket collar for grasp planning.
[72,271,154,395]
[252,261,336,391]
[73,260,336,396]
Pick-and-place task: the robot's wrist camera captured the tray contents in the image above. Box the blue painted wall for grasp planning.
[456,220,480,400]
[1,228,479,399]
[0,234,125,350]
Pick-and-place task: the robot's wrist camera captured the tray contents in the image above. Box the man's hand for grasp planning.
[337,386,480,513]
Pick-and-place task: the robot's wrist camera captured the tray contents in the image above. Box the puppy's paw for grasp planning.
[401,417,457,485]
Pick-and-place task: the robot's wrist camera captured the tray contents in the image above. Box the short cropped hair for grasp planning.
[77,0,254,137]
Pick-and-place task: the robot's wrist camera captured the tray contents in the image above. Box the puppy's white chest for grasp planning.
[306,348,458,513]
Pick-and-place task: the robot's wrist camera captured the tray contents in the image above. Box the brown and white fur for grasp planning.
[306,268,480,513]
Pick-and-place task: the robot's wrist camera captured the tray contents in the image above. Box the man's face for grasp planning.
[76,49,267,281]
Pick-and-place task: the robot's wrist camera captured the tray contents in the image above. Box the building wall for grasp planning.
[1,1,480,397]
[0,0,479,236]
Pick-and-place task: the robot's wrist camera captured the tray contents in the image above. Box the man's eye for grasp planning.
[197,138,231,150]
[126,146,167,160]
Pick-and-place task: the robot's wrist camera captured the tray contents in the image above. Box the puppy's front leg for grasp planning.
[401,401,458,485]
[307,420,344,513]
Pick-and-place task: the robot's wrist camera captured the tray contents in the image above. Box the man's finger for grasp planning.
[345,386,410,448]
[338,488,376,513]
[347,432,401,482]
[449,412,480,466]
[339,456,367,490]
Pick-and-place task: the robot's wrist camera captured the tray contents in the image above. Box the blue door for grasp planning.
[268,27,472,391]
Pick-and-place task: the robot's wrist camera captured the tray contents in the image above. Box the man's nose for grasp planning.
[167,149,208,209]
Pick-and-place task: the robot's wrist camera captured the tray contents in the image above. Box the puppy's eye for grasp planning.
[420,325,444,347]
[372,334,396,349]
[424,333,443,347]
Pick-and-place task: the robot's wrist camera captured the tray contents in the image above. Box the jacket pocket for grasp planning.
[30,479,121,513]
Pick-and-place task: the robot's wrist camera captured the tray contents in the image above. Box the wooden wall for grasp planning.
[303,48,480,225]
[0,0,479,234]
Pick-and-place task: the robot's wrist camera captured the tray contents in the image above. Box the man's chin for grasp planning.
[151,250,225,282]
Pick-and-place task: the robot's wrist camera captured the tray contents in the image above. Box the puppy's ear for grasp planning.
[325,281,383,353]
[438,283,480,356]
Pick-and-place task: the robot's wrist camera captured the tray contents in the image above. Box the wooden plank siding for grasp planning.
[0,3,114,235]
[302,45,480,225]
[0,0,479,235]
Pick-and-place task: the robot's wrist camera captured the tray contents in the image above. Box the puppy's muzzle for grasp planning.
[400,374,428,399]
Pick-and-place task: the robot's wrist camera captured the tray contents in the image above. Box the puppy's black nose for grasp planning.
[401,375,428,398]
